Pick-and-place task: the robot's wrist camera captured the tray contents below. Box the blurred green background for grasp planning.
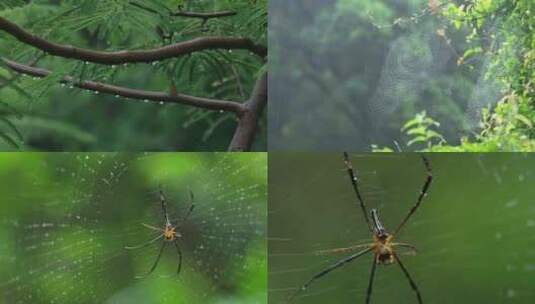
[269,153,535,303]
[0,152,267,303]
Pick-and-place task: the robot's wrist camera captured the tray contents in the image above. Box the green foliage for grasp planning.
[401,110,446,148]
[434,0,535,151]
[372,110,446,151]
[374,0,535,152]
[0,99,23,149]
[0,0,266,150]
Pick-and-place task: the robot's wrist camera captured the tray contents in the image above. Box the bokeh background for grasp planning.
[269,0,504,151]
[0,152,267,303]
[269,153,535,303]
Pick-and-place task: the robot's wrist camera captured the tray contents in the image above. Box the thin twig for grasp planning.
[2,57,245,113]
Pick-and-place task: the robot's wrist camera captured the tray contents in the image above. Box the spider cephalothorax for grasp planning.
[370,209,395,264]
[372,234,395,265]
[289,153,432,304]
[163,224,178,241]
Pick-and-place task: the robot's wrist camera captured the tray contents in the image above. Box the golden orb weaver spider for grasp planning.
[289,153,432,303]
[125,188,195,279]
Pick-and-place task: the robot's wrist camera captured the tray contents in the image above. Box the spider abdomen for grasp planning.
[377,252,395,264]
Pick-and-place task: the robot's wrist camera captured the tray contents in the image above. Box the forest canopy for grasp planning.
[0,0,267,151]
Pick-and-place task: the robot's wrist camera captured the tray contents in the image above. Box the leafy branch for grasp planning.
[401,111,446,149]
[0,17,266,64]
[2,58,245,113]
[0,2,267,151]
[372,111,446,152]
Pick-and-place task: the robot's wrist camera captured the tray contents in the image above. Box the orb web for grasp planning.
[369,23,451,129]
[0,153,266,303]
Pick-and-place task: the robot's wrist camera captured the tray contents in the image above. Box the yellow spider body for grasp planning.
[372,234,395,264]
[164,224,178,240]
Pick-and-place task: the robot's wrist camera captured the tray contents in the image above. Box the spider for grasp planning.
[289,152,432,303]
[125,188,195,279]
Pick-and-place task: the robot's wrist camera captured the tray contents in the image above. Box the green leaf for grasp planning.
[407,136,427,147]
[0,117,23,141]
[0,101,22,119]
[407,126,427,136]
[0,132,19,149]
[515,114,533,128]
[401,118,420,131]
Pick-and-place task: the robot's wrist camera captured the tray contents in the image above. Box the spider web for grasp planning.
[0,153,266,303]
[268,153,535,303]
[268,0,507,150]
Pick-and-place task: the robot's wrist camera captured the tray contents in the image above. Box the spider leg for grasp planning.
[159,187,171,224]
[394,253,423,304]
[392,242,418,254]
[141,223,163,232]
[343,152,373,234]
[287,247,372,303]
[366,255,377,304]
[182,189,195,222]
[393,154,433,236]
[125,234,163,250]
[136,241,166,279]
[314,243,372,255]
[174,239,183,275]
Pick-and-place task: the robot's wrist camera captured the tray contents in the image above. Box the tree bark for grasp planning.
[2,58,245,113]
[0,17,267,64]
[228,73,267,151]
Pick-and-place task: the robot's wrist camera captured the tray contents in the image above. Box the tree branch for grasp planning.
[1,58,245,113]
[228,72,267,151]
[0,17,267,65]
[170,10,237,19]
